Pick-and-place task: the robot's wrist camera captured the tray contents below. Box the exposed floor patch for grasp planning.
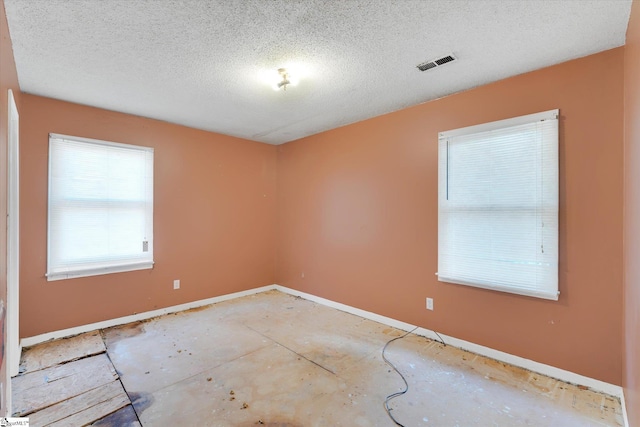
[13,290,623,426]
[19,331,105,374]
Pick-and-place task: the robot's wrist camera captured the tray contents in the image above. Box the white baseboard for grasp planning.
[414,326,623,397]
[20,283,626,413]
[20,284,277,348]
[621,389,630,427]
[273,284,625,402]
[272,285,416,332]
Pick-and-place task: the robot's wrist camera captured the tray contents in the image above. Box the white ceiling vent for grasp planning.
[417,54,457,72]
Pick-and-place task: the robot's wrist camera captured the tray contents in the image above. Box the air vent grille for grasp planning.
[417,53,457,72]
[417,61,437,72]
[435,55,455,66]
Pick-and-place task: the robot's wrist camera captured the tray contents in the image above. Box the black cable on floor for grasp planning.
[382,327,419,427]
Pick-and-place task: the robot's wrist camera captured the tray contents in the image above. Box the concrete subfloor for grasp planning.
[15,290,623,426]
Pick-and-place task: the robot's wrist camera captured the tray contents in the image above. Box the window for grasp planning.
[437,110,559,300]
[47,134,154,281]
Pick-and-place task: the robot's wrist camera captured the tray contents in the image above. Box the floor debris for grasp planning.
[13,290,624,426]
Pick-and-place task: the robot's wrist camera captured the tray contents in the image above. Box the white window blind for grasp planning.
[47,134,154,281]
[437,110,559,300]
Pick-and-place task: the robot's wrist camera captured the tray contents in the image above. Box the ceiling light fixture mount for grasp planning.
[277,68,291,90]
[272,67,299,91]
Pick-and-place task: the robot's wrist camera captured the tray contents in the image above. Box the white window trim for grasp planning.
[47,133,154,281]
[437,109,559,300]
[47,261,154,282]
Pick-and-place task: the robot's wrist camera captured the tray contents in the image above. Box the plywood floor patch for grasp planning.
[27,380,129,427]
[12,353,119,417]
[48,391,130,427]
[20,331,106,375]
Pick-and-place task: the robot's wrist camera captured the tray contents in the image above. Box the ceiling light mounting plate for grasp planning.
[272,67,300,91]
[277,68,291,90]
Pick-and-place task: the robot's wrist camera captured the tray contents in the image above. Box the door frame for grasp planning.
[7,88,20,384]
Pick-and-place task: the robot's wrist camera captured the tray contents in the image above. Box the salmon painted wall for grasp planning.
[624,0,640,424]
[276,48,624,385]
[20,95,278,337]
[0,0,19,415]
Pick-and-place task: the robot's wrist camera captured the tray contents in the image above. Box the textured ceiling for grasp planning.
[4,0,633,144]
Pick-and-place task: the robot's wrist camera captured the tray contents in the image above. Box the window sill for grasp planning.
[46,261,154,281]
[438,276,559,301]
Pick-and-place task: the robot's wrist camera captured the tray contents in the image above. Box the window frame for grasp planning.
[47,133,154,281]
[437,109,559,300]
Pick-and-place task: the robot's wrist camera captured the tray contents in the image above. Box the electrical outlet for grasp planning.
[426,297,434,311]
[173,279,180,290]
